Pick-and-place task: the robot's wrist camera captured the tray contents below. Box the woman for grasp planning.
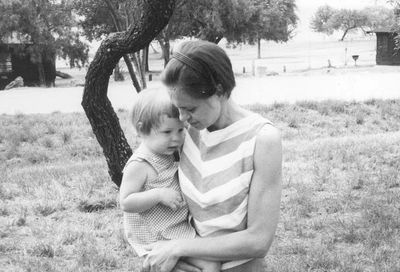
[142,40,282,272]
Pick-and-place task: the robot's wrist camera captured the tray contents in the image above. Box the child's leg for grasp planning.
[184,257,221,272]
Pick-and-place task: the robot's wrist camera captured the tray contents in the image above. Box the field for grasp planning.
[1,36,400,271]
[1,98,400,271]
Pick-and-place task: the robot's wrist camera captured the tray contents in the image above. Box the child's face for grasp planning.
[142,116,185,155]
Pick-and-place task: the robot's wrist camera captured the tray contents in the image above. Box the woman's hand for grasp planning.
[142,241,181,272]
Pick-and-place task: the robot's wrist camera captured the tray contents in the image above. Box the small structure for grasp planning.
[0,34,55,90]
[368,28,400,65]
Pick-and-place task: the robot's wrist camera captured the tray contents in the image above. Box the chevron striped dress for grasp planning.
[179,113,272,270]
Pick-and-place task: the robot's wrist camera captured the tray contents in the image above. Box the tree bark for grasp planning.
[141,48,148,88]
[37,54,46,87]
[82,0,176,187]
[257,37,261,59]
[113,62,124,81]
[123,54,141,92]
[158,37,171,67]
[145,45,149,72]
[56,71,72,79]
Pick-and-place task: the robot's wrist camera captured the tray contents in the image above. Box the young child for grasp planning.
[120,88,220,272]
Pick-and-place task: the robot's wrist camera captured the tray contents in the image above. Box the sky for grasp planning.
[294,0,393,41]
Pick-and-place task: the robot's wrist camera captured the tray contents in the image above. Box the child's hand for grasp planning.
[158,188,183,211]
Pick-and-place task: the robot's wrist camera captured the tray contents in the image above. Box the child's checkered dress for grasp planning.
[123,146,196,256]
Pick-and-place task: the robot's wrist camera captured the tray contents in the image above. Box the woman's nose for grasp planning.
[178,109,189,122]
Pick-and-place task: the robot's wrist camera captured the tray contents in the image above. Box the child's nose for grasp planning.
[172,131,183,142]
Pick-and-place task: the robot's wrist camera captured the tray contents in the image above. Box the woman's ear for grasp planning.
[215,84,225,97]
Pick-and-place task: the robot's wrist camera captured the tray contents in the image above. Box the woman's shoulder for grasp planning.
[255,124,282,154]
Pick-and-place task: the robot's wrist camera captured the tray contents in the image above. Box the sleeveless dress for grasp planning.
[178,113,272,270]
[123,145,196,257]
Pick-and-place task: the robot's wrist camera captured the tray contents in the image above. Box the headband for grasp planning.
[173,52,217,83]
[172,52,205,76]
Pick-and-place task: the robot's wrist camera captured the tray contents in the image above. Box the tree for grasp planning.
[310,5,336,35]
[311,5,395,41]
[164,0,297,59]
[388,0,400,50]
[247,0,298,58]
[73,0,146,92]
[362,6,395,31]
[0,0,89,86]
[81,0,175,187]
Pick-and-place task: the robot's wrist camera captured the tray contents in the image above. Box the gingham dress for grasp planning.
[123,145,196,257]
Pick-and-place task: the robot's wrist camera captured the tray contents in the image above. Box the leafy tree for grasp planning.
[0,0,89,86]
[310,5,336,35]
[311,5,395,41]
[164,0,297,59]
[388,1,400,50]
[246,0,298,58]
[73,0,146,92]
[331,9,369,41]
[362,6,395,31]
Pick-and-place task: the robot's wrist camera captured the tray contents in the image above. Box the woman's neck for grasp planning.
[207,99,250,132]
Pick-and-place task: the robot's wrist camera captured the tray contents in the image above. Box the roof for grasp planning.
[367,28,398,34]
[0,32,31,44]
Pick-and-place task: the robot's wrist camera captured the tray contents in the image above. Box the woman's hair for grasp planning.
[130,88,180,135]
[161,40,236,99]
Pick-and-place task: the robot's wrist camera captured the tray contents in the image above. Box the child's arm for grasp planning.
[120,161,183,213]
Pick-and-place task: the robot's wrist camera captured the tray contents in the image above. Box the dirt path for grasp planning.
[1,66,399,115]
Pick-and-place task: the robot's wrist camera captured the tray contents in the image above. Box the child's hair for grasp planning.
[130,88,180,135]
[161,40,236,99]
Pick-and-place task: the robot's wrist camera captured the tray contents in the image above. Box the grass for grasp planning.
[1,99,400,271]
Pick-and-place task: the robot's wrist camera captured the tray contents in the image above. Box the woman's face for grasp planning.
[170,89,222,130]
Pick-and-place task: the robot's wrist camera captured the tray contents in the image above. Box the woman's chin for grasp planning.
[189,122,204,130]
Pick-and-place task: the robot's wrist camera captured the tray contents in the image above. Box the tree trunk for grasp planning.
[340,29,349,41]
[340,27,356,41]
[141,48,147,88]
[81,0,176,187]
[123,55,141,92]
[131,52,145,89]
[56,71,72,79]
[145,45,149,72]
[158,37,171,67]
[113,62,124,81]
[257,37,261,59]
[37,54,46,87]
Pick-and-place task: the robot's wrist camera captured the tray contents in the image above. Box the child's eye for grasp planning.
[178,128,184,133]
[161,130,171,134]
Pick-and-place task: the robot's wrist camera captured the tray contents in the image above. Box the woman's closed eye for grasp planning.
[182,107,195,113]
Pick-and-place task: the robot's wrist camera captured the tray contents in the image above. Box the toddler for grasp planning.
[120,88,220,272]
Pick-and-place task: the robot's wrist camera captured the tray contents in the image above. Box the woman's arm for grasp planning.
[143,125,282,269]
[120,161,184,212]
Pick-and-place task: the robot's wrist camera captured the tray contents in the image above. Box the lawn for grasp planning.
[1,98,399,271]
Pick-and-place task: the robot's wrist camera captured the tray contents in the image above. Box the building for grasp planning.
[368,29,400,65]
[0,34,55,90]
